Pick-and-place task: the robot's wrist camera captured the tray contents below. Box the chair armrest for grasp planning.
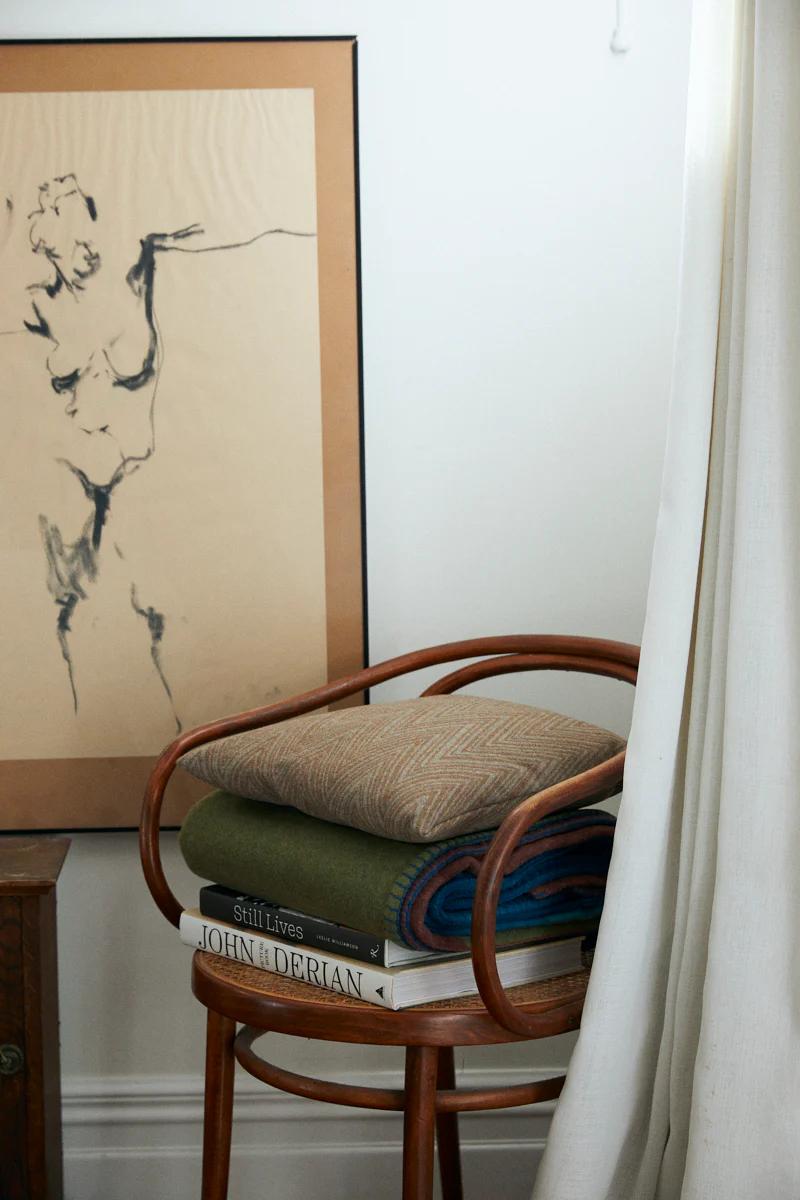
[469,748,625,1037]
[140,658,392,927]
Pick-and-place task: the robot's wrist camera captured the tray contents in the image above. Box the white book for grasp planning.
[179,909,586,1011]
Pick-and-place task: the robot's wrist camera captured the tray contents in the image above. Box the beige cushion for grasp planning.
[179,696,625,843]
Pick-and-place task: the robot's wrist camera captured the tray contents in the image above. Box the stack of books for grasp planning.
[179,885,588,1010]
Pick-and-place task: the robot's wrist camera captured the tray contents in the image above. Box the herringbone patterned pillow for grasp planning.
[181,696,623,844]
[180,696,625,843]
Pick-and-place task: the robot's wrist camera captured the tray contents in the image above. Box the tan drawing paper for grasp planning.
[0,87,328,761]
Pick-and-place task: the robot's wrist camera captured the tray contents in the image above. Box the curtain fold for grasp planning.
[532,2,800,1197]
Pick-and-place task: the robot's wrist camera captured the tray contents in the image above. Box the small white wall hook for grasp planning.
[610,0,631,53]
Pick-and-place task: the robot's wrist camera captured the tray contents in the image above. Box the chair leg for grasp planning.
[402,1045,438,1200]
[201,1009,236,1200]
[436,1048,463,1200]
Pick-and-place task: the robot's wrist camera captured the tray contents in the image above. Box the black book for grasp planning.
[198,885,453,967]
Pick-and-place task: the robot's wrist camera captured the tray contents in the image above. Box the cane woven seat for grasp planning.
[195,950,590,1013]
[192,950,591,1046]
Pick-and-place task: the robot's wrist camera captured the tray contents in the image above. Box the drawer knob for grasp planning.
[0,1044,24,1076]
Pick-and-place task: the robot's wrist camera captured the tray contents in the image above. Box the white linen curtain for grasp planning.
[533,1,800,1197]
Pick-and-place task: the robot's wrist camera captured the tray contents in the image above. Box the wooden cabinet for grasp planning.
[0,838,70,1200]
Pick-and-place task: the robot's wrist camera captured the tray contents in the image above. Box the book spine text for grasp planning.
[199,888,390,966]
[180,911,396,1009]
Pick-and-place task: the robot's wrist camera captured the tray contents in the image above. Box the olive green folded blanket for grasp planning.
[179,790,615,951]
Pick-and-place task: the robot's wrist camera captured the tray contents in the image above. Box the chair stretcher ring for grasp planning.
[235,1026,566,1113]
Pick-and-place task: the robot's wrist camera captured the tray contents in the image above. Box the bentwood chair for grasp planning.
[140,635,638,1200]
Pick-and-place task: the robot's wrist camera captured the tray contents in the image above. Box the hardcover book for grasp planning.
[179,909,586,1011]
[199,884,445,967]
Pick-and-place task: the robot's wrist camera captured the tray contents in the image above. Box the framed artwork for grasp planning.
[0,38,365,831]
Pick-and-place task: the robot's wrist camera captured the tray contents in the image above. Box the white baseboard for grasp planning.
[63,1066,560,1200]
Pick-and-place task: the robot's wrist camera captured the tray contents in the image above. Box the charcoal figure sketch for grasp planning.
[3,173,315,730]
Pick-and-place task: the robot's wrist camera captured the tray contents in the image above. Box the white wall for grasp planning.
[0,0,692,1193]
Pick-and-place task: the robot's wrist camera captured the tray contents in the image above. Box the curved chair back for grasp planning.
[140,635,639,934]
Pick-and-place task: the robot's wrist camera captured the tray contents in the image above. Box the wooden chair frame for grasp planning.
[140,634,638,1199]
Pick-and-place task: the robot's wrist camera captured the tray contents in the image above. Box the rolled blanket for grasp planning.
[179,790,616,952]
